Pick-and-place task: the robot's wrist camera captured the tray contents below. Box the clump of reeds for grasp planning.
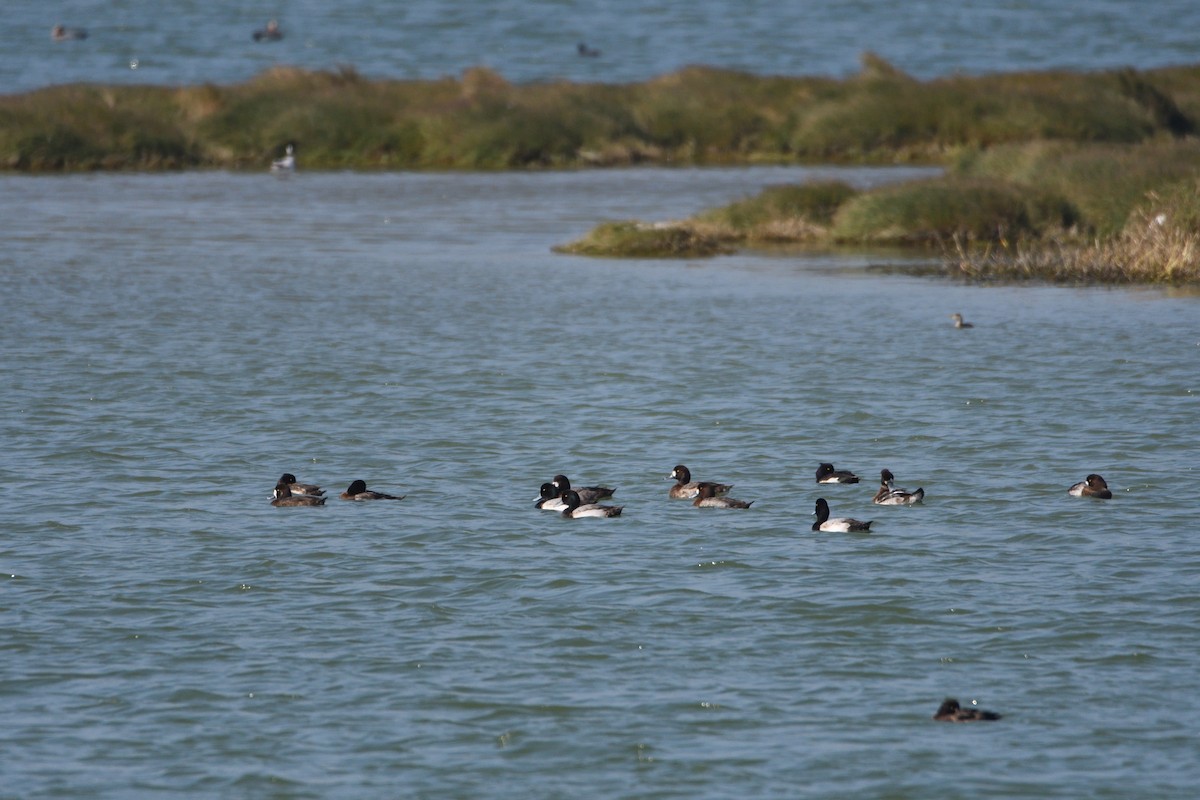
[553,221,733,258]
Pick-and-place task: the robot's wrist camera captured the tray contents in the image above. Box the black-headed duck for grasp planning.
[340,479,404,501]
[667,464,733,499]
[272,482,326,507]
[812,498,871,532]
[933,698,1001,722]
[1068,474,1112,499]
[551,474,614,505]
[560,490,623,518]
[279,472,324,497]
[816,463,860,484]
[873,468,925,505]
[692,483,753,509]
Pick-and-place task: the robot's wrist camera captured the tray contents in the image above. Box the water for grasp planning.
[1,167,1198,797]
[5,0,1200,94]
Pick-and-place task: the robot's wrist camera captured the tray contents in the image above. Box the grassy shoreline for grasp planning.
[6,56,1200,281]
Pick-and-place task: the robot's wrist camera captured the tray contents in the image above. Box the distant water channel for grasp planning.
[2,167,1199,798]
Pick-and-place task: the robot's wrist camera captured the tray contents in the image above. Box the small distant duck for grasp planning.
[667,464,733,499]
[560,489,623,518]
[577,42,601,57]
[816,463,860,484]
[271,144,295,171]
[933,698,1002,722]
[551,474,614,506]
[272,482,326,507]
[951,313,973,329]
[692,483,753,509]
[253,20,283,42]
[812,498,872,532]
[340,479,404,501]
[279,472,324,497]
[51,24,88,41]
[873,469,925,505]
[1068,473,1112,499]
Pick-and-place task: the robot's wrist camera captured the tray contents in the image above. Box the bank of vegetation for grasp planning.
[4,55,1200,281]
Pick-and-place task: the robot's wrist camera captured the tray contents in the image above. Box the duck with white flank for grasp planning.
[667,464,733,499]
[559,490,623,518]
[692,483,753,509]
[535,482,570,511]
[812,498,871,532]
[339,480,404,501]
[1068,473,1112,499]
[933,698,1001,722]
[272,482,326,507]
[872,469,925,505]
[815,463,860,484]
[271,144,295,171]
[551,474,614,506]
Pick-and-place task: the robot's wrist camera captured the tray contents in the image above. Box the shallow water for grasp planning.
[1,167,1199,798]
[6,0,1200,93]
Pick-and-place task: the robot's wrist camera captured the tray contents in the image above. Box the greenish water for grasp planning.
[1,168,1198,798]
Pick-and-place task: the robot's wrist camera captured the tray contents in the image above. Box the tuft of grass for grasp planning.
[553,221,733,258]
[696,181,858,236]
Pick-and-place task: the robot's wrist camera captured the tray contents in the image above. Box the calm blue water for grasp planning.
[5,0,1200,93]
[1,167,1199,797]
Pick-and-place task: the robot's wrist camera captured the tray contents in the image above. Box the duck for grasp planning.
[692,483,753,509]
[551,474,614,506]
[535,482,570,511]
[873,469,925,505]
[933,698,1001,722]
[51,24,88,41]
[812,498,871,532]
[667,464,734,499]
[340,479,404,501]
[1068,473,1112,499]
[278,472,324,497]
[560,490,623,518]
[272,482,325,507]
[577,42,601,57]
[816,463,860,484]
[253,20,283,42]
[951,313,974,329]
[271,144,295,171]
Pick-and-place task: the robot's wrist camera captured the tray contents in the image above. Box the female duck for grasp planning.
[950,313,973,328]
[873,469,925,505]
[1068,474,1112,499]
[272,483,325,507]
[812,498,871,532]
[816,463,859,484]
[933,698,1001,722]
[667,464,733,499]
[692,483,753,509]
[552,474,614,505]
[340,479,404,501]
[560,490,623,519]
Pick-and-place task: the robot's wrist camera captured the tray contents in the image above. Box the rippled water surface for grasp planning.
[5,0,1200,92]
[1,168,1199,798]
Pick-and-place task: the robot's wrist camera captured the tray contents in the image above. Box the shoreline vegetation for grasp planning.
[5,54,1200,281]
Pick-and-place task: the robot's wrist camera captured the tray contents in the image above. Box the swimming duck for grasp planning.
[873,468,925,505]
[272,482,326,507]
[271,144,295,171]
[816,463,860,484]
[535,482,570,511]
[1068,474,1112,499]
[577,42,601,57]
[667,464,733,499]
[551,475,614,505]
[812,498,871,532]
[692,483,753,509]
[279,472,324,497]
[339,479,404,501]
[51,25,88,41]
[951,313,973,329]
[253,20,283,42]
[933,698,1001,722]
[560,490,623,518]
